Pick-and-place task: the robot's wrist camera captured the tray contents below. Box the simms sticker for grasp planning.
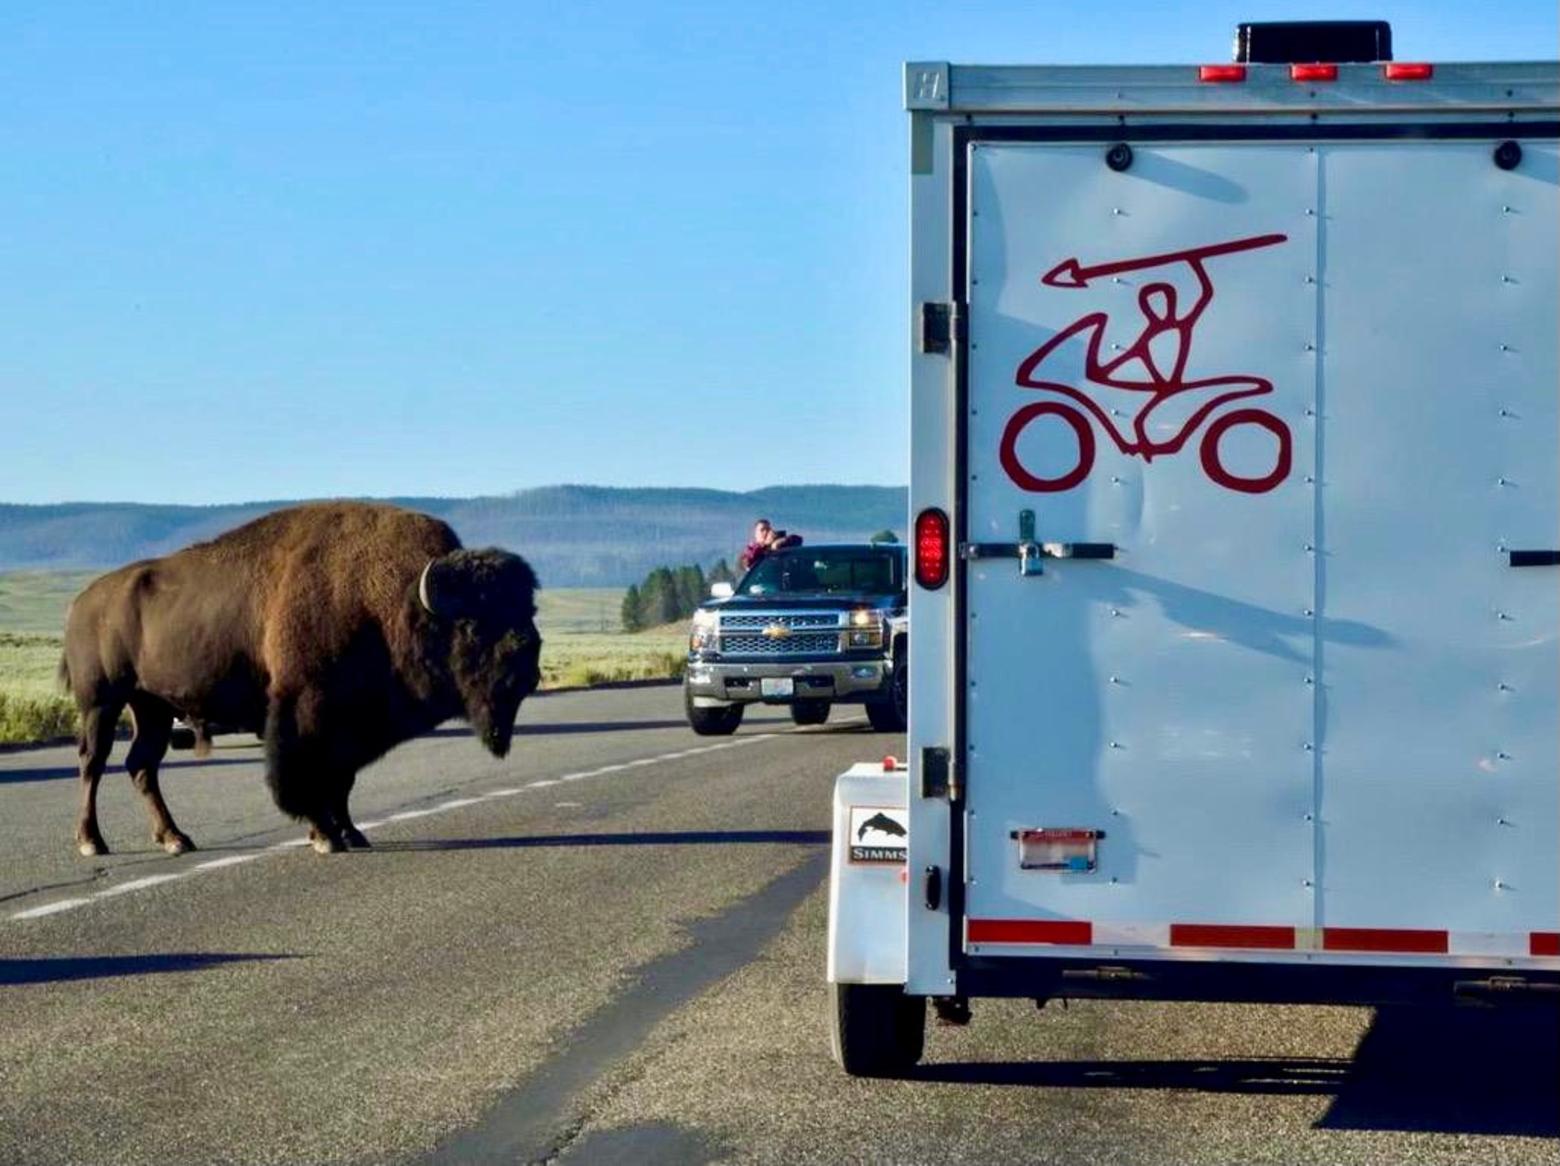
[849,807,908,864]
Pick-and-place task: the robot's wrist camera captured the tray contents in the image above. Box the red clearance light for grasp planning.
[914,507,950,590]
[1384,62,1434,81]
[1291,63,1339,81]
[1198,64,1247,83]
[882,755,899,770]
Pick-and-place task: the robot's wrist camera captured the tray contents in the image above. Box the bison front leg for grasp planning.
[127,695,195,855]
[263,696,347,855]
[331,774,371,849]
[75,702,123,856]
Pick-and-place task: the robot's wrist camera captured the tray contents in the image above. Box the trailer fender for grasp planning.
[827,762,909,985]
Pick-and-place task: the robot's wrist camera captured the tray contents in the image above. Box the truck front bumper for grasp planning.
[685,657,891,707]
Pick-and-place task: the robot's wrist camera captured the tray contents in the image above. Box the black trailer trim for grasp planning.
[944,117,1560,982]
[956,953,1560,1008]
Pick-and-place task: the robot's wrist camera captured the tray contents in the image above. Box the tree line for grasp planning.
[620,559,737,631]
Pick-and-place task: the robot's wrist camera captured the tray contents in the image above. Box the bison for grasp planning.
[60,502,542,856]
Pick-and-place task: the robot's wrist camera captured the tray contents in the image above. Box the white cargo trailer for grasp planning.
[828,20,1560,1076]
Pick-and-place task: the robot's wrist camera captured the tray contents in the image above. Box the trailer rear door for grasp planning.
[960,133,1558,961]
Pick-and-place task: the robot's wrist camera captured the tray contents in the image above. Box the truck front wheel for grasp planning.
[865,643,908,732]
[829,982,925,1077]
[684,685,744,736]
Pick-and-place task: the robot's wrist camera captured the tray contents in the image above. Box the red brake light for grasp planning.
[1291,63,1339,82]
[1198,65,1246,83]
[1384,62,1434,81]
[914,508,949,590]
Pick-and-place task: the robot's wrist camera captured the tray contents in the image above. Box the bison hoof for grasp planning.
[342,828,372,849]
[77,838,109,857]
[159,834,196,856]
[310,833,346,855]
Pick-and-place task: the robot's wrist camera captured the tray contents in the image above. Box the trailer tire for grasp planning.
[790,700,831,726]
[830,983,925,1077]
[684,685,744,736]
[169,725,198,751]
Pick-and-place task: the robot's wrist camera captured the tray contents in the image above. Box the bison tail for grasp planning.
[57,655,72,696]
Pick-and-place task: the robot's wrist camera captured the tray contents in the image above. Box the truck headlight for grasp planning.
[690,608,719,652]
[846,611,883,647]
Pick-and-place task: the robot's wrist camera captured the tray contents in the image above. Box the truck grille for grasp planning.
[719,632,841,656]
[720,613,840,630]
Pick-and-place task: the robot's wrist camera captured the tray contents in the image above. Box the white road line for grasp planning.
[194,854,263,871]
[95,874,184,898]
[7,721,829,922]
[12,898,93,920]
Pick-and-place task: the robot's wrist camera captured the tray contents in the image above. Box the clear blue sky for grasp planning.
[2,1,1553,504]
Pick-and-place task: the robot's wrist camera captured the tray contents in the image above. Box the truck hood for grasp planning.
[704,593,903,614]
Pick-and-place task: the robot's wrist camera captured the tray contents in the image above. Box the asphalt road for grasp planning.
[1,684,1554,1165]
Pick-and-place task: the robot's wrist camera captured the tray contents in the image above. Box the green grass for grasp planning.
[0,573,689,745]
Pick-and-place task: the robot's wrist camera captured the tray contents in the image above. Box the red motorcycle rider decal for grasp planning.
[1000,233,1293,494]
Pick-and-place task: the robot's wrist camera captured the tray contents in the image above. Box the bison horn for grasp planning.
[417,559,439,615]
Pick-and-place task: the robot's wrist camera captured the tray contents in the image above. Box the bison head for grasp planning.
[418,548,542,757]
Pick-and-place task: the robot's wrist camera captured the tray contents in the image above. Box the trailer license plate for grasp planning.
[761,678,794,699]
[1014,828,1102,872]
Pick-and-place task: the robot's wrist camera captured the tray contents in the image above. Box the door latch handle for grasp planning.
[961,509,1116,576]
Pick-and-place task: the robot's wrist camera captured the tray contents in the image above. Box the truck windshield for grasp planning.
[737,548,903,597]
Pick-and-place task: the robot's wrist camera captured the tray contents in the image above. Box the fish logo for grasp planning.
[857,812,907,842]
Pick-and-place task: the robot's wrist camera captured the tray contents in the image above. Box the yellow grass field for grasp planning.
[0,571,687,744]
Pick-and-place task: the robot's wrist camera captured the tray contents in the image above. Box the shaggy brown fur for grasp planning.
[60,502,542,856]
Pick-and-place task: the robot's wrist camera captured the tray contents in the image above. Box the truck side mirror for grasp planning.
[709,582,734,599]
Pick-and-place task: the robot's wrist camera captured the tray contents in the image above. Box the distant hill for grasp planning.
[0,485,908,586]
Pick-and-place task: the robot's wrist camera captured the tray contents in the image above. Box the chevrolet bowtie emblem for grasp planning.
[763,623,792,639]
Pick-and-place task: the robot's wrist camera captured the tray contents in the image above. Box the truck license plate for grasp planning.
[761,677,795,699]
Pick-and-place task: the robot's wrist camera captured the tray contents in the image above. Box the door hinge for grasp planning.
[919,301,966,355]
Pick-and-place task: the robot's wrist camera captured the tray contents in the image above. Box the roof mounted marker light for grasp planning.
[914,508,949,590]
[1384,62,1434,81]
[1290,63,1339,82]
[1198,64,1247,83]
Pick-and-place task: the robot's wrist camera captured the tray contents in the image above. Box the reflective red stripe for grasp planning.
[969,920,1550,957]
[1323,927,1448,954]
[968,919,1091,945]
[1170,923,1295,949]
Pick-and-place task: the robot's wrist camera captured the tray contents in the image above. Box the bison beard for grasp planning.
[60,502,543,856]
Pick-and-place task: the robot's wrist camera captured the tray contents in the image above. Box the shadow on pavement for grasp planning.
[1318,1004,1559,1136]
[0,757,257,785]
[921,1005,1559,1138]
[0,952,296,986]
[375,829,831,851]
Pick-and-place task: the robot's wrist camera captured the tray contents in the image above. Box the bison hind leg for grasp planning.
[126,694,195,855]
[75,701,124,857]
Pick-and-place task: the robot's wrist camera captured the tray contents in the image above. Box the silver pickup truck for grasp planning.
[683,543,908,735]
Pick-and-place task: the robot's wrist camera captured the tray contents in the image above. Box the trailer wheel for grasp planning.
[684,684,744,736]
[830,983,925,1077]
[790,700,831,726]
